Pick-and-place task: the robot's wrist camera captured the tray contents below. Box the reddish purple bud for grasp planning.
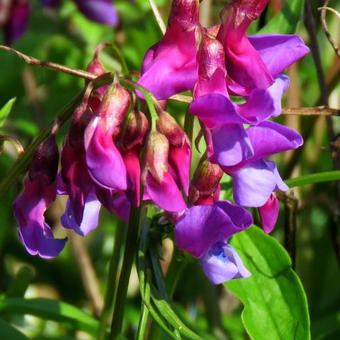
[198,32,226,80]
[2,0,31,45]
[95,83,131,138]
[157,111,187,147]
[258,193,280,233]
[29,135,59,184]
[169,0,200,28]
[86,43,107,76]
[120,110,149,152]
[145,131,169,183]
[189,158,223,205]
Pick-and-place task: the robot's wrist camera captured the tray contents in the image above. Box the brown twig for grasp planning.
[0,44,96,81]
[282,106,340,116]
[319,1,340,57]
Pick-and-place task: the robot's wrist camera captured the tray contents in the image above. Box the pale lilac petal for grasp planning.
[247,121,303,161]
[231,160,287,207]
[211,124,254,167]
[175,201,252,258]
[14,179,67,259]
[249,34,310,77]
[237,75,290,123]
[201,242,250,284]
[144,171,186,212]
[259,194,280,233]
[74,0,119,26]
[61,191,101,236]
[85,117,127,191]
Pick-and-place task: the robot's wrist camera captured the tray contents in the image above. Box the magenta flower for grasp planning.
[175,201,252,284]
[143,131,186,213]
[14,136,67,258]
[139,0,200,99]
[258,193,280,234]
[84,84,130,191]
[60,105,102,236]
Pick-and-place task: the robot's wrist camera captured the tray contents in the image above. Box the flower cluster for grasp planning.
[0,0,118,45]
[14,0,309,285]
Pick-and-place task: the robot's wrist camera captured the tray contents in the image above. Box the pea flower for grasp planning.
[175,201,252,284]
[14,135,67,258]
[139,0,200,100]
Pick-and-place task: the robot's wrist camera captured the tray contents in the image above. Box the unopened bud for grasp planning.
[169,0,199,28]
[120,110,149,151]
[86,43,107,76]
[96,83,131,138]
[198,33,225,79]
[157,111,187,147]
[145,131,169,183]
[29,135,59,183]
[189,158,223,205]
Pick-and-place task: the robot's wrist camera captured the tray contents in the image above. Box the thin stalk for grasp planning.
[98,220,127,339]
[137,283,150,340]
[148,0,166,34]
[109,207,141,339]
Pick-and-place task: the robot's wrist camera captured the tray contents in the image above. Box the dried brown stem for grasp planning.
[319,1,340,57]
[148,0,166,34]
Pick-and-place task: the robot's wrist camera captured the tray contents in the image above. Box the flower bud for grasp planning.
[86,43,107,76]
[96,83,131,138]
[198,33,225,80]
[120,110,149,151]
[29,135,59,184]
[169,0,199,28]
[145,131,169,183]
[157,111,186,147]
[189,158,223,205]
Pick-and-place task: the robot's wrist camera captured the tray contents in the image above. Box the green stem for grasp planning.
[109,206,141,339]
[137,283,150,340]
[286,171,340,188]
[97,220,126,339]
[184,113,194,144]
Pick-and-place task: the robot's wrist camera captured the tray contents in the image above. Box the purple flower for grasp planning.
[222,121,303,207]
[14,136,67,258]
[1,0,31,45]
[175,201,252,283]
[74,0,119,26]
[139,0,200,99]
[201,242,250,284]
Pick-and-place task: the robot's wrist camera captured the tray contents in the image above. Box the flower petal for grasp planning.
[258,194,280,233]
[201,242,250,284]
[249,34,310,77]
[175,201,252,258]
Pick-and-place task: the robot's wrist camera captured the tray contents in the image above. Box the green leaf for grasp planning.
[225,227,310,340]
[0,318,28,339]
[259,0,304,34]
[0,98,16,128]
[6,266,35,299]
[286,171,340,188]
[0,298,98,335]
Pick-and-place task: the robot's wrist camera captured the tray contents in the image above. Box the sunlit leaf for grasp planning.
[259,0,304,34]
[225,227,310,340]
[0,298,98,335]
[0,98,16,129]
